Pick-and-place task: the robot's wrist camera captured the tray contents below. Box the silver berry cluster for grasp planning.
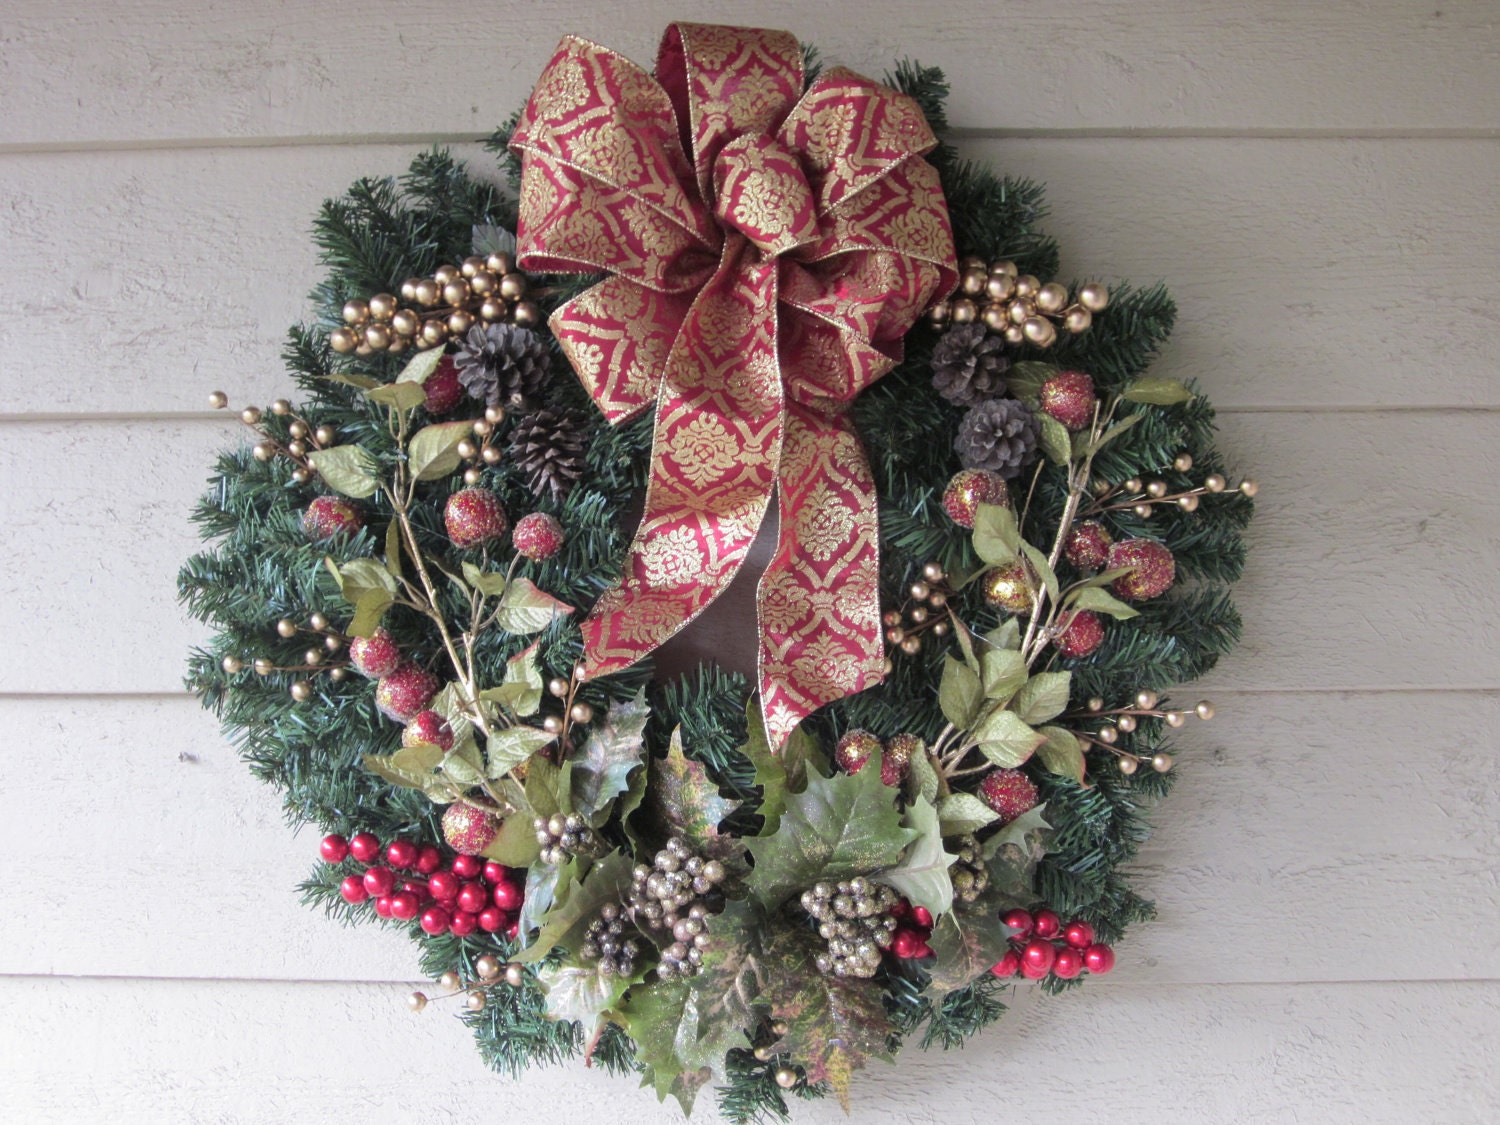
[626,837,728,978]
[801,878,899,978]
[532,811,604,865]
[948,833,991,904]
[579,903,641,977]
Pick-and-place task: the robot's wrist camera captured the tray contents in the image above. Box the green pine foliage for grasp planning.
[179,59,1250,1124]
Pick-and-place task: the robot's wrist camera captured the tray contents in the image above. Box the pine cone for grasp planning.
[955,398,1040,479]
[508,406,586,502]
[931,323,1010,406]
[453,323,550,409]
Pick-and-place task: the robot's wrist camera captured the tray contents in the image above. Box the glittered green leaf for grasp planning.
[981,805,1053,899]
[1038,414,1072,465]
[972,503,1021,567]
[1067,586,1140,620]
[926,886,1019,995]
[1035,726,1087,785]
[972,708,1046,767]
[745,753,914,912]
[517,860,563,942]
[396,346,445,385]
[1011,671,1072,725]
[1122,376,1195,405]
[739,704,830,837]
[939,656,983,729]
[570,690,649,823]
[538,956,640,1034]
[408,419,473,481]
[643,727,743,864]
[307,445,378,498]
[513,851,632,964]
[761,924,895,1110]
[935,791,999,835]
[493,577,574,636]
[876,796,955,917]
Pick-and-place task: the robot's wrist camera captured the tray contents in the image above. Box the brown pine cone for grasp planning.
[508,406,586,502]
[931,323,1010,406]
[955,398,1040,479]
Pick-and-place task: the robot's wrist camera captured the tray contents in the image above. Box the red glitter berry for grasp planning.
[441,803,501,856]
[1108,538,1176,600]
[882,733,923,787]
[444,487,509,549]
[401,710,454,751]
[941,469,1011,528]
[348,832,381,863]
[1039,370,1097,432]
[980,560,1035,613]
[978,768,1040,824]
[1055,610,1105,658]
[374,663,440,722]
[1064,521,1112,570]
[349,628,402,680]
[320,834,349,863]
[423,355,465,414]
[302,495,364,540]
[512,512,565,561]
[833,729,883,775]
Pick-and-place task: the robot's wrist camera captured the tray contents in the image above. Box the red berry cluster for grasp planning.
[888,899,936,960]
[990,908,1115,981]
[322,832,524,940]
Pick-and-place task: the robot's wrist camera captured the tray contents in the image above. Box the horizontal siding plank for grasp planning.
[2,137,1496,417]
[3,1,1499,147]
[1,411,1496,695]
[0,976,1494,1122]
[1,690,1494,984]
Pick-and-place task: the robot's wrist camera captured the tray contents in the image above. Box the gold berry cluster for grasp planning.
[1088,451,1260,520]
[927,257,1109,347]
[1077,689,1216,775]
[408,953,528,1014]
[882,561,954,661]
[220,611,351,701]
[329,253,541,356]
[207,393,338,486]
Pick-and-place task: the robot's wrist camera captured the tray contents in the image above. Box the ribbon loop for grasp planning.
[513,23,958,746]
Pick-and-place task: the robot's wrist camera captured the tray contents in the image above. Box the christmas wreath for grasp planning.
[181,23,1255,1121]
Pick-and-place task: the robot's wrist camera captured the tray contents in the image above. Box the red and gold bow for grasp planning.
[511,23,957,746]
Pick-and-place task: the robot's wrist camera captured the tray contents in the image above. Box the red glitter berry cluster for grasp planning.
[322,832,524,940]
[888,899,936,960]
[990,907,1115,981]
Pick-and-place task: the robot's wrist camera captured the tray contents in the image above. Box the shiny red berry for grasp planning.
[1021,938,1056,973]
[492,880,523,912]
[1001,908,1034,936]
[320,834,350,863]
[1053,947,1083,979]
[456,882,489,915]
[891,928,924,959]
[1064,920,1095,949]
[401,881,431,901]
[451,854,483,879]
[349,833,382,863]
[414,845,443,875]
[449,910,478,937]
[339,875,369,904]
[1020,959,1050,979]
[1033,909,1062,939]
[386,839,417,869]
[427,871,460,901]
[990,950,1021,977]
[419,906,451,936]
[1084,943,1116,974]
[505,919,520,940]
[477,907,505,933]
[362,866,396,897]
[482,861,507,884]
[912,906,934,930]
[372,895,393,918]
[388,892,421,921]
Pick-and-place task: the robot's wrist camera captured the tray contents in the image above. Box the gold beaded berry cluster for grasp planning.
[927,257,1110,347]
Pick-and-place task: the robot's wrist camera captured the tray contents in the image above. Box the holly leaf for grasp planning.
[408,420,474,481]
[972,503,1021,567]
[643,727,743,864]
[1035,726,1087,785]
[1122,376,1195,405]
[926,901,1017,995]
[745,753,914,912]
[1038,414,1072,465]
[972,708,1046,767]
[472,223,516,257]
[513,851,632,964]
[307,445,379,498]
[538,956,641,1034]
[939,657,983,729]
[761,924,895,1110]
[1067,586,1140,620]
[981,805,1053,899]
[570,690,649,823]
[494,578,574,635]
[396,346,445,386]
[876,796,955,917]
[365,381,427,412]
[517,860,563,943]
[1010,671,1072,725]
[935,791,999,835]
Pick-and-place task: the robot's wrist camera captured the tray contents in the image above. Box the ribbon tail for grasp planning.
[755,402,885,748]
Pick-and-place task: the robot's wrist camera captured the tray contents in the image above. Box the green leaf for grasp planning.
[935,791,999,835]
[479,642,545,717]
[570,690,649,823]
[481,807,541,867]
[524,755,569,820]
[347,587,393,638]
[407,420,473,481]
[761,924,895,1110]
[494,578,575,635]
[643,728,743,864]
[972,708,1046,767]
[1067,586,1140,620]
[323,370,381,391]
[517,860,564,942]
[1038,414,1072,465]
[1010,671,1072,725]
[939,657,983,729]
[979,648,1028,704]
[1019,540,1060,604]
[1122,377,1195,405]
[906,743,941,805]
[383,519,404,581]
[330,557,398,604]
[396,346,445,385]
[877,796,955,917]
[307,445,379,498]
[361,744,449,801]
[745,754,914,912]
[365,381,427,412]
[462,561,509,597]
[1004,360,1056,404]
[1036,725,1087,785]
[484,726,555,778]
[985,618,1021,652]
[513,850,633,964]
[1088,411,1143,454]
[971,503,1021,566]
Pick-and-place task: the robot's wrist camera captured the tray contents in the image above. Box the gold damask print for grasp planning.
[797,481,856,561]
[639,526,707,586]
[666,414,740,486]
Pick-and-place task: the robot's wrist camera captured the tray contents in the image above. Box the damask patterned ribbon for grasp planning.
[511,23,957,746]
